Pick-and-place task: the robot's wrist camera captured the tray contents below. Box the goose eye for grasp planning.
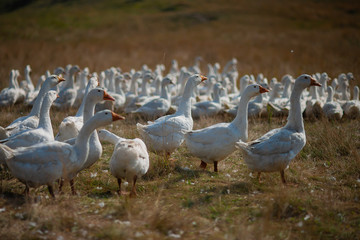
[98,90,101,92]
[254,86,256,88]
[105,112,108,115]
[305,76,308,79]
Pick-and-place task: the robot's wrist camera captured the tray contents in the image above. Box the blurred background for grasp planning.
[0,0,360,88]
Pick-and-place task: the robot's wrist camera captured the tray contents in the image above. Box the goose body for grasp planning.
[54,65,80,109]
[0,75,65,140]
[191,82,224,119]
[0,110,124,197]
[0,70,23,107]
[185,84,268,172]
[132,77,174,119]
[55,78,100,142]
[235,74,321,183]
[137,74,207,156]
[323,86,343,120]
[98,129,149,197]
[343,86,360,119]
[0,91,58,149]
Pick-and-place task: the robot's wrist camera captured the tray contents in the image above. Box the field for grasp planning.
[0,0,360,239]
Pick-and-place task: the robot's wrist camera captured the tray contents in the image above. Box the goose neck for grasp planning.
[231,92,252,141]
[37,96,54,134]
[177,80,194,117]
[28,82,50,117]
[285,86,304,132]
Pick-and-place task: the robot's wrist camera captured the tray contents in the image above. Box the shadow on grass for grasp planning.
[87,190,113,199]
[0,190,26,206]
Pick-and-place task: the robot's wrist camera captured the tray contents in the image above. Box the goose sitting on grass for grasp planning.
[235,74,321,184]
[98,129,149,197]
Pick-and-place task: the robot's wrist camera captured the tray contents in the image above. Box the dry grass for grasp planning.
[1,0,360,239]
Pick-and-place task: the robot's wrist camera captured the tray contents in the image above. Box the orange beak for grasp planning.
[200,75,207,82]
[310,77,321,87]
[259,85,270,93]
[103,91,115,101]
[57,76,65,83]
[111,112,125,121]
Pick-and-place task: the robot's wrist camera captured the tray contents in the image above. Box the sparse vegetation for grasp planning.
[0,0,360,239]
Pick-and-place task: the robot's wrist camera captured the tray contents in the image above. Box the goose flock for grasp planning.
[0,58,358,198]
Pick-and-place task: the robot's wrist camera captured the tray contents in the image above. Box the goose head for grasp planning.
[93,110,125,126]
[25,65,31,75]
[187,74,207,87]
[46,90,59,103]
[47,75,65,87]
[70,65,81,76]
[88,88,115,102]
[162,76,175,86]
[54,67,65,76]
[244,84,270,98]
[295,74,321,89]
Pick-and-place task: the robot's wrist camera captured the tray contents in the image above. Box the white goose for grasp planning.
[25,75,46,106]
[235,74,321,184]
[185,84,269,172]
[55,78,100,141]
[19,65,34,94]
[343,86,360,119]
[0,70,22,107]
[191,82,224,119]
[0,75,65,140]
[0,110,124,198]
[137,74,207,157]
[132,77,174,119]
[54,65,80,109]
[98,129,149,197]
[0,91,58,149]
[323,86,343,120]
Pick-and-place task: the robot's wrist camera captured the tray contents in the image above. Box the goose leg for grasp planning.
[24,185,30,197]
[48,185,55,199]
[117,178,122,195]
[214,161,218,172]
[70,179,77,195]
[130,175,137,198]
[200,161,207,170]
[58,179,64,193]
[280,170,286,184]
[257,172,262,183]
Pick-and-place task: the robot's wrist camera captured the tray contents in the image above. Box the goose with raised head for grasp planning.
[132,77,174,119]
[98,129,149,197]
[0,70,23,107]
[0,110,124,198]
[57,87,116,193]
[54,65,80,109]
[55,77,100,141]
[0,75,65,140]
[343,86,360,119]
[185,84,269,172]
[19,65,34,94]
[191,82,224,119]
[137,74,207,157]
[235,74,321,184]
[125,73,154,113]
[0,91,58,149]
[323,86,343,120]
[73,67,90,108]
[25,75,46,106]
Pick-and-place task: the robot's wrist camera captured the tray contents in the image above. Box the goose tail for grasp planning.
[0,127,7,140]
[0,143,14,164]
